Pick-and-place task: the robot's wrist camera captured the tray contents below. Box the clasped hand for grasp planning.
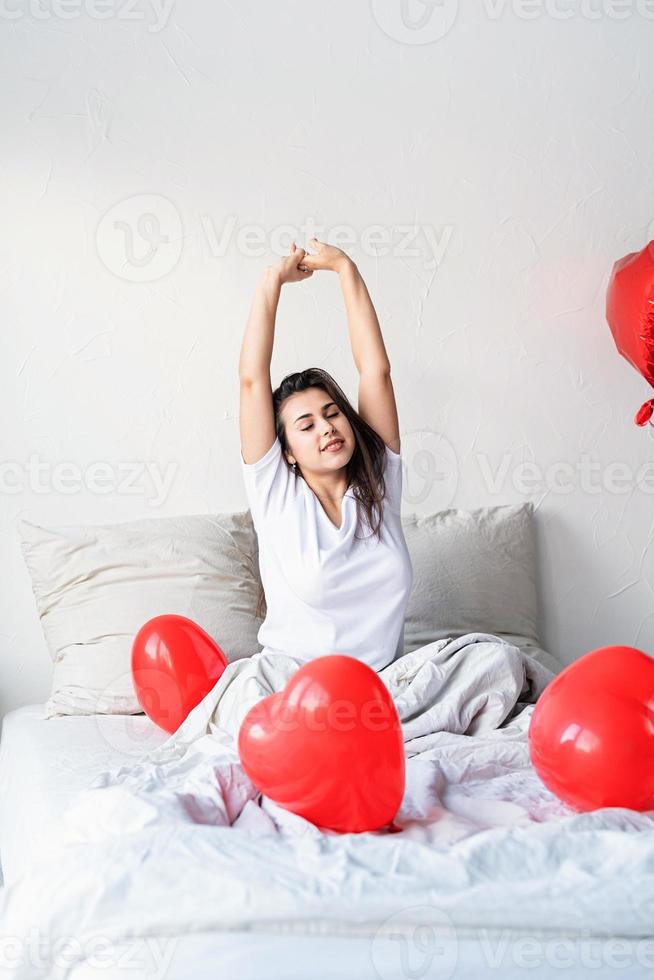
[275,238,352,285]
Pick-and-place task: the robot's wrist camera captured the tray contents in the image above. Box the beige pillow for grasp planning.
[401,502,560,675]
[18,513,265,718]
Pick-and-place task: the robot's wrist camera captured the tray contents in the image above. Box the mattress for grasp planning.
[0,703,169,886]
[64,928,654,980]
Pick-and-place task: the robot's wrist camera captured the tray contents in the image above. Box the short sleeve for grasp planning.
[382,444,403,522]
[240,436,293,528]
[384,443,402,466]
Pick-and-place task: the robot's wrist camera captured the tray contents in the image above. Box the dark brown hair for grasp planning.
[254,367,390,619]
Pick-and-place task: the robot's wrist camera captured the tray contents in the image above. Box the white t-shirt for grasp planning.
[240,436,414,672]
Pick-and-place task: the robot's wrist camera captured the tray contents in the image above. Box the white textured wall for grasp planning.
[2,1,654,717]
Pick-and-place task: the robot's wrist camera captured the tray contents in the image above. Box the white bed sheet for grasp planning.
[0,704,169,886]
[1,640,654,980]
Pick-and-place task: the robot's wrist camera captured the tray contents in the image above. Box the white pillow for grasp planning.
[401,502,560,675]
[17,513,264,718]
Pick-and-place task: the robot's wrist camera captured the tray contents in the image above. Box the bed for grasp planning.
[5,506,653,978]
[0,636,653,980]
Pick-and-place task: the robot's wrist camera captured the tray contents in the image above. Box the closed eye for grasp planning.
[301,411,339,432]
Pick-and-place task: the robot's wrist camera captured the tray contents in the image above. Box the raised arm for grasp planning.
[238,267,283,385]
[301,238,400,454]
[337,257,391,377]
[239,245,312,465]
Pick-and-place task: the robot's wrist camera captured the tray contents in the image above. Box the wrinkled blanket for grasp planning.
[2,634,654,980]
[57,633,557,840]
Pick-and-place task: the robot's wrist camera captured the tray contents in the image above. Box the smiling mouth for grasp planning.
[322,440,344,452]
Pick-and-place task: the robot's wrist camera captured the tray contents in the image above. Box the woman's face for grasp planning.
[282,388,354,473]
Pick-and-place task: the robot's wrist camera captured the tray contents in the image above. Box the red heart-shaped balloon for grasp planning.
[606,241,654,425]
[131,614,228,733]
[528,645,654,812]
[238,655,405,833]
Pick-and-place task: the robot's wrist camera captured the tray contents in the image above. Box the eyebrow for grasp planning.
[294,401,337,424]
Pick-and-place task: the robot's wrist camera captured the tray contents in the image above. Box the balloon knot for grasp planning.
[635,398,654,426]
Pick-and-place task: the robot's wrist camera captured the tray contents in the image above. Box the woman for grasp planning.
[239,238,414,673]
